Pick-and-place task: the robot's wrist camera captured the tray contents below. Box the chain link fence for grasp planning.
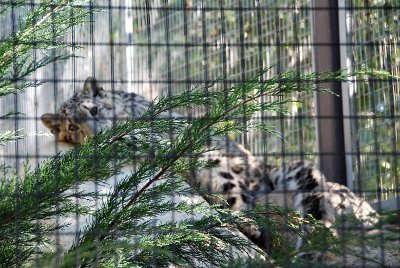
[340,0,399,204]
[129,0,399,205]
[0,0,399,266]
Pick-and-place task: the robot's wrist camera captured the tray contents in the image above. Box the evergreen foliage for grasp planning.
[0,0,92,98]
[0,1,396,267]
[1,67,391,267]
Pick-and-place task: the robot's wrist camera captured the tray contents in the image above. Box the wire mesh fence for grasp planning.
[340,0,399,204]
[0,0,399,267]
[130,0,317,166]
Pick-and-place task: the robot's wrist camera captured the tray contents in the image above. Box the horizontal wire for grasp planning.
[3,2,400,11]
[1,151,398,159]
[1,77,399,85]
[2,114,400,121]
[2,40,400,47]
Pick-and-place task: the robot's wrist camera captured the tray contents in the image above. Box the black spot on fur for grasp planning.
[231,165,244,174]
[90,107,98,116]
[303,195,324,220]
[222,182,236,193]
[239,181,248,191]
[212,158,221,164]
[295,167,318,191]
[263,164,273,173]
[261,172,275,192]
[252,184,260,192]
[219,171,234,180]
[262,171,275,191]
[267,180,275,191]
[68,124,79,131]
[227,197,236,207]
[253,168,261,178]
[241,194,249,204]
[207,159,221,166]
[288,161,303,172]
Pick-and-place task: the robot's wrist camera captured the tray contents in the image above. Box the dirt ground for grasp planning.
[325,222,400,267]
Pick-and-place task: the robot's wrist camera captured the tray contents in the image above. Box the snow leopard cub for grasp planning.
[41,77,378,249]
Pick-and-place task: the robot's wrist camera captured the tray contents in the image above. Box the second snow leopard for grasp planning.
[41,77,378,249]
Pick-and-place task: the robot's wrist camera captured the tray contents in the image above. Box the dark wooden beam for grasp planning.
[313,0,347,185]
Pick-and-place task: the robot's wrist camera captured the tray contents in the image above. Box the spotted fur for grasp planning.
[261,161,378,228]
[41,77,150,144]
[41,77,379,250]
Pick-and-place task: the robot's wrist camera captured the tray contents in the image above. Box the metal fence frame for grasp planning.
[337,0,399,210]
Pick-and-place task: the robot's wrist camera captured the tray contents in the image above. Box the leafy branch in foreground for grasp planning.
[0,69,394,267]
[0,112,50,146]
[243,204,337,266]
[0,0,93,97]
[0,0,92,97]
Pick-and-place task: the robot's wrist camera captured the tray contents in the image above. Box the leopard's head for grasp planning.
[41,77,111,144]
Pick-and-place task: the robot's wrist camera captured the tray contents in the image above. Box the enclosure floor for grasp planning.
[326,223,400,267]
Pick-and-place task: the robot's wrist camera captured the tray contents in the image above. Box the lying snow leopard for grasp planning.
[41,77,378,249]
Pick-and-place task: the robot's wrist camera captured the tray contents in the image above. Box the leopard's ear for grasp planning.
[83,76,103,97]
[41,113,60,134]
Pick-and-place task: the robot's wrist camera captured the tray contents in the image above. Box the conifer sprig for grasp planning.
[29,69,344,266]
[0,0,92,97]
[0,68,394,267]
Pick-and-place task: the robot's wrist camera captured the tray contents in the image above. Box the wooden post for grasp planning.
[313,0,347,185]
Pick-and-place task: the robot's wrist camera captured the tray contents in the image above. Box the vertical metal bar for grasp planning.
[313,0,347,185]
[125,0,133,93]
[338,0,355,190]
[10,3,21,266]
[383,0,400,210]
[238,0,248,150]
